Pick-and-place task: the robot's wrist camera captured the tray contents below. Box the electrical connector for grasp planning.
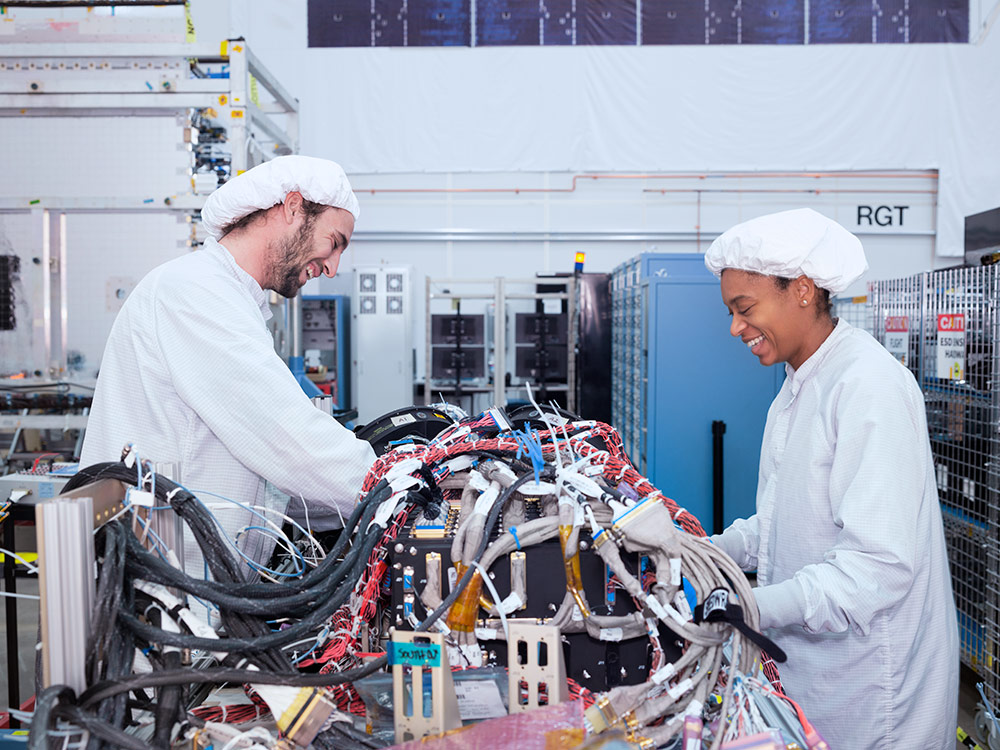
[276,688,336,749]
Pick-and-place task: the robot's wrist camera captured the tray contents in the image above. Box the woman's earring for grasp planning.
[801,299,808,306]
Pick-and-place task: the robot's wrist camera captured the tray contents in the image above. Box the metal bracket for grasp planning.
[507,622,568,713]
[36,479,126,691]
[38,495,95,692]
[392,630,461,743]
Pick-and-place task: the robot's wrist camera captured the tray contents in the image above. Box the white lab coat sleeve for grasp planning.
[152,276,376,514]
[754,375,923,634]
[710,514,760,571]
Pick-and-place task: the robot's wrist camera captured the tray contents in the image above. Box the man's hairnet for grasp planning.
[201,155,360,240]
[703,208,868,295]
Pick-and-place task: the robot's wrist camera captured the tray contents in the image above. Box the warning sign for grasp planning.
[936,314,966,380]
[884,316,909,365]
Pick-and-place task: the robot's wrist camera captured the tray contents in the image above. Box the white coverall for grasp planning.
[713,320,959,749]
[81,238,376,576]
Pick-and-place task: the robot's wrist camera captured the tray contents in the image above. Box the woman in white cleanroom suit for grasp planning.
[705,208,959,749]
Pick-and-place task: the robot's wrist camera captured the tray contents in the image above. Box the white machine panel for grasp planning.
[352,265,413,424]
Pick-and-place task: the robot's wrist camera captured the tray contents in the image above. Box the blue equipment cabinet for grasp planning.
[612,253,783,531]
[302,295,352,410]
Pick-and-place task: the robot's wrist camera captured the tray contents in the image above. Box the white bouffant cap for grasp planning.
[201,155,360,240]
[704,208,868,295]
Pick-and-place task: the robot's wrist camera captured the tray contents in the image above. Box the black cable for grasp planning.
[153,650,182,749]
[319,721,385,749]
[53,704,153,750]
[79,657,388,708]
[120,484,386,611]
[28,685,76,750]
[77,471,533,711]
[119,521,384,652]
[60,459,525,747]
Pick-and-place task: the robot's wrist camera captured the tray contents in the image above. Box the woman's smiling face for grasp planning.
[720,269,820,370]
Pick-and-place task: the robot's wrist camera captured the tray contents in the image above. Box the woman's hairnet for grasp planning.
[703,208,868,295]
[201,155,360,240]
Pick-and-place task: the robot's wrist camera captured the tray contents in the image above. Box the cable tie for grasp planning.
[509,526,521,551]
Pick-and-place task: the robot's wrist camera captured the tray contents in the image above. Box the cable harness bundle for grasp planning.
[23,401,826,750]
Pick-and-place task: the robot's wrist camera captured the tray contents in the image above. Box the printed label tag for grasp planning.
[454,680,506,720]
[884,315,909,365]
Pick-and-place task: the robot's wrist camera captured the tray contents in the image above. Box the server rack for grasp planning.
[302,295,352,411]
[611,253,783,531]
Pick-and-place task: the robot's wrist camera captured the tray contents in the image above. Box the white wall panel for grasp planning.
[65,213,189,377]
[216,0,1000,258]
[0,116,190,198]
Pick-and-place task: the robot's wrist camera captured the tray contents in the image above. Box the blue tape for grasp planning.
[387,641,441,667]
[509,526,521,551]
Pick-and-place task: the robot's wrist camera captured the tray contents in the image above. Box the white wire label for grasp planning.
[936,313,965,380]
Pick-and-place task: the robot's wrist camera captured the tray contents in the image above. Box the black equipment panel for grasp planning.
[388,530,680,693]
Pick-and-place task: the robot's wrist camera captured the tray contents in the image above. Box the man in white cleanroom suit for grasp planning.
[705,208,959,749]
[81,156,376,575]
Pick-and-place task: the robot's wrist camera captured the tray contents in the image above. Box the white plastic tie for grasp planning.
[369,491,407,530]
[670,558,682,587]
[389,474,424,494]
[518,481,555,496]
[667,677,694,701]
[499,592,523,614]
[384,458,424,484]
[673,591,693,622]
[126,488,155,508]
[651,663,677,685]
[599,627,624,642]
[473,483,500,517]
[442,455,475,473]
[467,470,490,492]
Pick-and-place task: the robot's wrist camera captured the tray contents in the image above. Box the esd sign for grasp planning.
[884,316,909,365]
[937,314,965,332]
[936,314,966,380]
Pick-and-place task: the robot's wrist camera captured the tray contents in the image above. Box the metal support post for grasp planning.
[149,462,184,571]
[226,40,249,175]
[507,622,568,713]
[37,479,126,693]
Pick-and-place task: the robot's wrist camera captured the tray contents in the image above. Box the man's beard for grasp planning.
[267,220,315,298]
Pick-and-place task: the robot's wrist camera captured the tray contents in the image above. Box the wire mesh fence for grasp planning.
[832,294,875,337]
[871,266,1000,709]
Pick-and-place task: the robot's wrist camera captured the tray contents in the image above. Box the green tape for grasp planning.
[388,641,441,667]
[29,199,40,205]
